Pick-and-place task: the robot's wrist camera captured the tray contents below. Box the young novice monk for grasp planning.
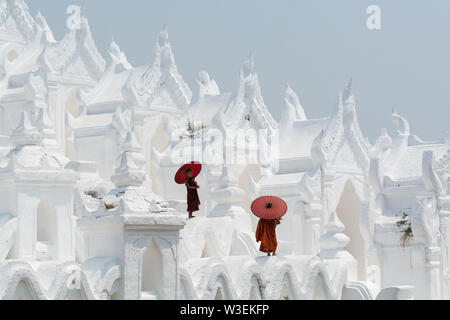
[185,168,200,219]
[255,217,281,256]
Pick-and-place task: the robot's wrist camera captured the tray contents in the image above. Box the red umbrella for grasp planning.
[251,196,287,220]
[174,161,202,184]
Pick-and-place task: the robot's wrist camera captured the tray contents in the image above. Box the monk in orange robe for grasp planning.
[185,167,200,219]
[255,218,281,256]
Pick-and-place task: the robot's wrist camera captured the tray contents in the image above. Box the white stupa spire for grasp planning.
[319,211,352,259]
[111,131,146,188]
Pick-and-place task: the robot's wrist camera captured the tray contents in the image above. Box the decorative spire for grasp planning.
[280,83,307,128]
[319,211,352,259]
[197,71,220,97]
[124,24,192,109]
[158,24,169,47]
[208,165,252,233]
[343,77,352,101]
[108,39,132,71]
[111,131,146,188]
[35,10,56,43]
[242,52,254,78]
[11,111,43,147]
[222,53,278,130]
[392,110,410,136]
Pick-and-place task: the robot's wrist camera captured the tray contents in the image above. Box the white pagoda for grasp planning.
[0,0,447,300]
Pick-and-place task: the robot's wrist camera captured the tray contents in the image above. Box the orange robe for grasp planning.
[255,219,278,253]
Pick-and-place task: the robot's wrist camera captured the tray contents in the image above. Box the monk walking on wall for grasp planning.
[185,168,200,219]
[251,196,287,256]
[174,161,202,219]
[255,217,281,256]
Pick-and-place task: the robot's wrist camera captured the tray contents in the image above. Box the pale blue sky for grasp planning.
[27,0,450,142]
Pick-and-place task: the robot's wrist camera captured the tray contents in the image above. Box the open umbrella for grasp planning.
[174,161,202,184]
[251,196,287,220]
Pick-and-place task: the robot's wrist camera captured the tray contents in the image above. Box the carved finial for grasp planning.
[197,70,220,97]
[346,77,352,91]
[111,131,146,188]
[158,24,169,47]
[319,211,352,259]
[342,77,353,102]
[242,52,254,77]
[392,110,410,136]
[108,38,132,70]
[282,83,307,122]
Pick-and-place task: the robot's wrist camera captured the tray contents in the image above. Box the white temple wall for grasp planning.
[275,195,304,255]
[238,164,261,232]
[76,221,123,261]
[36,196,58,260]
[0,186,15,215]
[380,244,426,299]
[71,127,118,181]
[12,185,74,261]
[64,86,80,119]
[147,116,170,194]
[48,80,96,155]
[0,106,4,134]
[122,223,181,300]
[46,82,62,151]
[48,83,69,154]
[141,240,163,299]
[0,101,26,136]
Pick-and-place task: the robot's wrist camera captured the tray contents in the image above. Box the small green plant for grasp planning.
[104,203,116,210]
[186,118,195,135]
[186,119,207,138]
[396,212,413,247]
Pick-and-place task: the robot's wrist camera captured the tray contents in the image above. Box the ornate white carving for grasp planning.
[221,53,278,131]
[311,80,371,171]
[40,16,105,79]
[280,83,306,124]
[127,25,192,110]
[7,0,35,40]
[422,150,446,195]
[10,110,42,146]
[111,131,146,188]
[416,193,440,247]
[197,70,220,98]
